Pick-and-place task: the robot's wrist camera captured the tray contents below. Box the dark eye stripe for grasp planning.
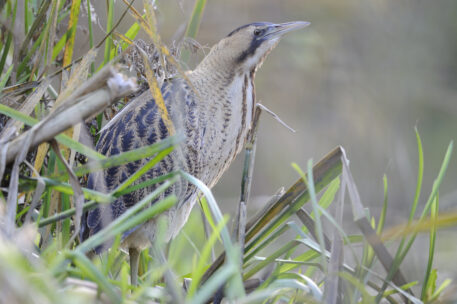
[226,22,272,37]
[236,37,263,63]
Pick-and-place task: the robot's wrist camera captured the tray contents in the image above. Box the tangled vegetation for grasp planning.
[0,1,455,303]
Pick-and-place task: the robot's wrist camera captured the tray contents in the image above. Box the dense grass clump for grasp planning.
[0,1,455,303]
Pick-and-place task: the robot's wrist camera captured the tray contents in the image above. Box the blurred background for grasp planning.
[78,0,457,279]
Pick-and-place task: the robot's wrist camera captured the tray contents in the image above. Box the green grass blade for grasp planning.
[65,251,121,304]
[16,27,47,77]
[377,175,389,235]
[113,147,174,194]
[429,278,451,302]
[0,1,17,74]
[20,177,113,203]
[61,0,81,67]
[185,0,207,39]
[18,0,51,63]
[124,21,141,42]
[377,139,452,302]
[180,170,246,299]
[51,29,68,61]
[199,196,218,235]
[190,264,238,304]
[276,273,323,300]
[85,0,94,74]
[419,141,452,219]
[76,178,178,253]
[115,172,178,196]
[68,136,180,178]
[421,194,438,300]
[0,64,14,92]
[277,250,321,273]
[61,193,71,246]
[292,161,327,272]
[24,0,30,34]
[244,224,289,262]
[244,241,298,280]
[103,0,115,66]
[245,148,342,253]
[374,131,422,300]
[181,0,207,63]
[180,171,234,258]
[410,127,424,222]
[187,215,230,298]
[36,172,179,228]
[400,140,452,261]
[201,147,342,286]
[340,272,376,304]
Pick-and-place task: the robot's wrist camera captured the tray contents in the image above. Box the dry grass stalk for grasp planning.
[0,65,137,165]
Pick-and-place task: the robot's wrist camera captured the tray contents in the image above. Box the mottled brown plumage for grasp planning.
[82,21,309,285]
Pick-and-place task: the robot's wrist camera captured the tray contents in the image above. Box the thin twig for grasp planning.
[95,0,136,49]
[256,103,295,133]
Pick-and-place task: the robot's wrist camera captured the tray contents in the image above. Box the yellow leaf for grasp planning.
[141,51,175,135]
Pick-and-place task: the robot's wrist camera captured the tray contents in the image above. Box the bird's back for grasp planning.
[83,77,202,248]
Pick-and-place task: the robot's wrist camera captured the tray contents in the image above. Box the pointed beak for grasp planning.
[264,21,310,39]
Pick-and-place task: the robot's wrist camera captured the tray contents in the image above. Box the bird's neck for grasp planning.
[186,51,257,186]
[190,47,257,102]
[191,54,236,88]
[189,53,257,125]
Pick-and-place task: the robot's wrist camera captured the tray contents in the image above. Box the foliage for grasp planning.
[0,1,455,303]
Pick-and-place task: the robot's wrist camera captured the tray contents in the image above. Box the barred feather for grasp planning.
[82,21,307,252]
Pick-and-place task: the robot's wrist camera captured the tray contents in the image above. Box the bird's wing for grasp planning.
[83,78,194,242]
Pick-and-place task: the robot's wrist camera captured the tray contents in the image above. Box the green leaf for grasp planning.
[429,278,452,302]
[0,1,17,74]
[185,0,207,39]
[76,179,178,253]
[64,251,120,304]
[51,29,68,61]
[181,0,207,63]
[187,215,230,298]
[0,64,14,92]
[421,194,439,300]
[103,0,115,65]
[58,136,180,179]
[423,268,437,301]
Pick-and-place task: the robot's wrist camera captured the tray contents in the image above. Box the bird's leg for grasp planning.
[129,247,140,286]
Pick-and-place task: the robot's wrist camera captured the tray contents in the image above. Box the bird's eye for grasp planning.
[253,29,261,36]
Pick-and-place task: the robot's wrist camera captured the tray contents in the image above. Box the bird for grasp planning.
[81,21,309,285]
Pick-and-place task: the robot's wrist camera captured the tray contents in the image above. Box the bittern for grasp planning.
[82,21,309,285]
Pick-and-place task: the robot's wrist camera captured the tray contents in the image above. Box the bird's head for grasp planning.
[198,21,310,75]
